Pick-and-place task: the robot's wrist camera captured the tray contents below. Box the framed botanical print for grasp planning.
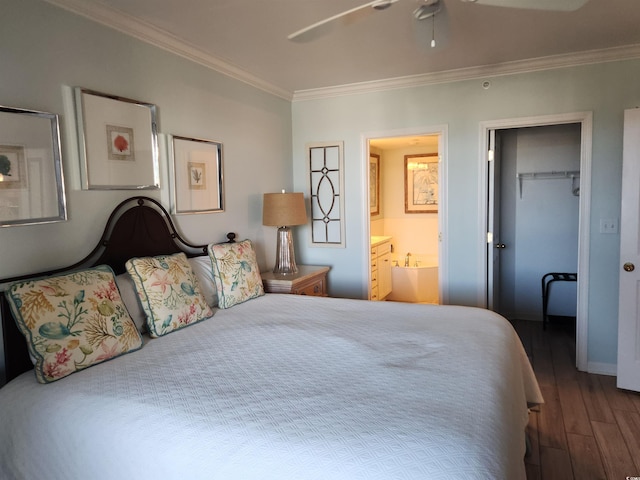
[0,106,67,227]
[75,88,159,190]
[370,153,380,216]
[169,135,224,214]
[404,153,438,213]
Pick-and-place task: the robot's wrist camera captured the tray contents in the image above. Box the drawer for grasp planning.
[377,241,391,256]
[371,285,379,301]
[370,246,378,257]
[292,277,326,296]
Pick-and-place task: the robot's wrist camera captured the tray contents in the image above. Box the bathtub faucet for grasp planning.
[404,252,411,267]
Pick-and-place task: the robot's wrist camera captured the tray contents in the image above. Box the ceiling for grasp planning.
[45,0,640,99]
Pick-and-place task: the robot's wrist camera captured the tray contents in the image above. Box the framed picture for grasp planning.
[75,88,159,190]
[370,153,380,216]
[404,153,439,213]
[169,135,224,214]
[0,106,67,227]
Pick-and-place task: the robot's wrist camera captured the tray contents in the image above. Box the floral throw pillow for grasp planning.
[6,265,143,384]
[125,252,213,337]
[207,239,264,309]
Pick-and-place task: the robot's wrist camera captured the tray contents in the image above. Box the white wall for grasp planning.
[0,0,292,382]
[292,62,640,368]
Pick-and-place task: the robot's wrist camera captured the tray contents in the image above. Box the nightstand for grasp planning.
[261,265,330,296]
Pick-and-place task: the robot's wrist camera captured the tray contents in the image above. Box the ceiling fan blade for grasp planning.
[288,0,399,41]
[461,0,589,11]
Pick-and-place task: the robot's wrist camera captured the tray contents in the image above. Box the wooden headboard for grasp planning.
[1,196,234,383]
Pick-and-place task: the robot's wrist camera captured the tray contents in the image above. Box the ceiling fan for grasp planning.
[287,0,589,42]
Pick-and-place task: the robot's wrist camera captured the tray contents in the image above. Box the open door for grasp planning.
[617,108,640,392]
[486,129,503,311]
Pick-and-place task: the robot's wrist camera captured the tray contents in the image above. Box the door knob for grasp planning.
[495,243,506,249]
[623,262,635,272]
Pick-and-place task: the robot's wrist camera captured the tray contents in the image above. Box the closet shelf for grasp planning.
[516,170,580,198]
[516,170,580,180]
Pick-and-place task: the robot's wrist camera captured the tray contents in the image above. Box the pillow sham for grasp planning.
[207,239,264,309]
[126,252,213,337]
[6,265,143,384]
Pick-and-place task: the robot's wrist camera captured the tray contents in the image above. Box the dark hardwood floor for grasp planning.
[511,317,640,480]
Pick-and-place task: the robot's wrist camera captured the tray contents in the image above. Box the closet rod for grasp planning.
[516,170,580,179]
[516,170,580,198]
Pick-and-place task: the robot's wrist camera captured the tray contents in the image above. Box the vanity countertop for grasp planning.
[371,236,392,247]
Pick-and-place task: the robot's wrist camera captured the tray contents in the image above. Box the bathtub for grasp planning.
[386,258,439,304]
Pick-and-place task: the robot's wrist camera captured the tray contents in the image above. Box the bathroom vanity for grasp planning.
[370,236,392,300]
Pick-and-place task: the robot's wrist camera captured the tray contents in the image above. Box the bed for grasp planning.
[0,196,542,480]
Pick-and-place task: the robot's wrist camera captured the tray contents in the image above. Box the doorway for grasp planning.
[491,124,581,321]
[365,126,448,304]
[480,112,593,372]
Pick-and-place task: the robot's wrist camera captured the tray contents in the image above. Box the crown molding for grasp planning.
[292,43,640,102]
[43,0,293,101]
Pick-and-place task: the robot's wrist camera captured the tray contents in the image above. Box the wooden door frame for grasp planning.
[478,112,593,372]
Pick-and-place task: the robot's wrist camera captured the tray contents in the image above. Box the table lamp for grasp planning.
[262,191,307,275]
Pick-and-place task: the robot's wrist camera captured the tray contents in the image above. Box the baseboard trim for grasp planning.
[586,361,616,376]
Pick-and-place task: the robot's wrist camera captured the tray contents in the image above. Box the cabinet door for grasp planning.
[378,251,392,299]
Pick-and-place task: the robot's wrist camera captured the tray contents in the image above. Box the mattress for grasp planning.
[0,294,542,480]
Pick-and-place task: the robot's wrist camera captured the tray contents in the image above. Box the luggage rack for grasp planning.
[541,272,577,330]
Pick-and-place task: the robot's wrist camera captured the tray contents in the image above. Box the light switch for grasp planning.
[599,218,618,234]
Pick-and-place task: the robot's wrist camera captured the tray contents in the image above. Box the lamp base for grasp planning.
[273,226,298,275]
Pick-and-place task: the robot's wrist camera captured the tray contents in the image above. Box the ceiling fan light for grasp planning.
[372,0,394,10]
[413,2,440,20]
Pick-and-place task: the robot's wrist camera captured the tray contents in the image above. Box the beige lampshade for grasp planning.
[262,192,307,227]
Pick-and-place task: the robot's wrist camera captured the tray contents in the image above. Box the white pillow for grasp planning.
[115,273,147,333]
[188,256,218,308]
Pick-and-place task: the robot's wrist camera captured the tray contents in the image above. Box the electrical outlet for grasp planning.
[599,218,619,234]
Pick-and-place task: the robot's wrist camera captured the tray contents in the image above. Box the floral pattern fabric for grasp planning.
[126,252,213,337]
[6,265,143,384]
[207,239,264,309]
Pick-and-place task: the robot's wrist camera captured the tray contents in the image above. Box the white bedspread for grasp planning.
[0,295,542,480]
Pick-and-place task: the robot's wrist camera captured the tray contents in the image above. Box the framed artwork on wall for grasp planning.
[370,153,380,216]
[169,135,224,214]
[0,106,67,227]
[75,88,159,190]
[404,153,439,214]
